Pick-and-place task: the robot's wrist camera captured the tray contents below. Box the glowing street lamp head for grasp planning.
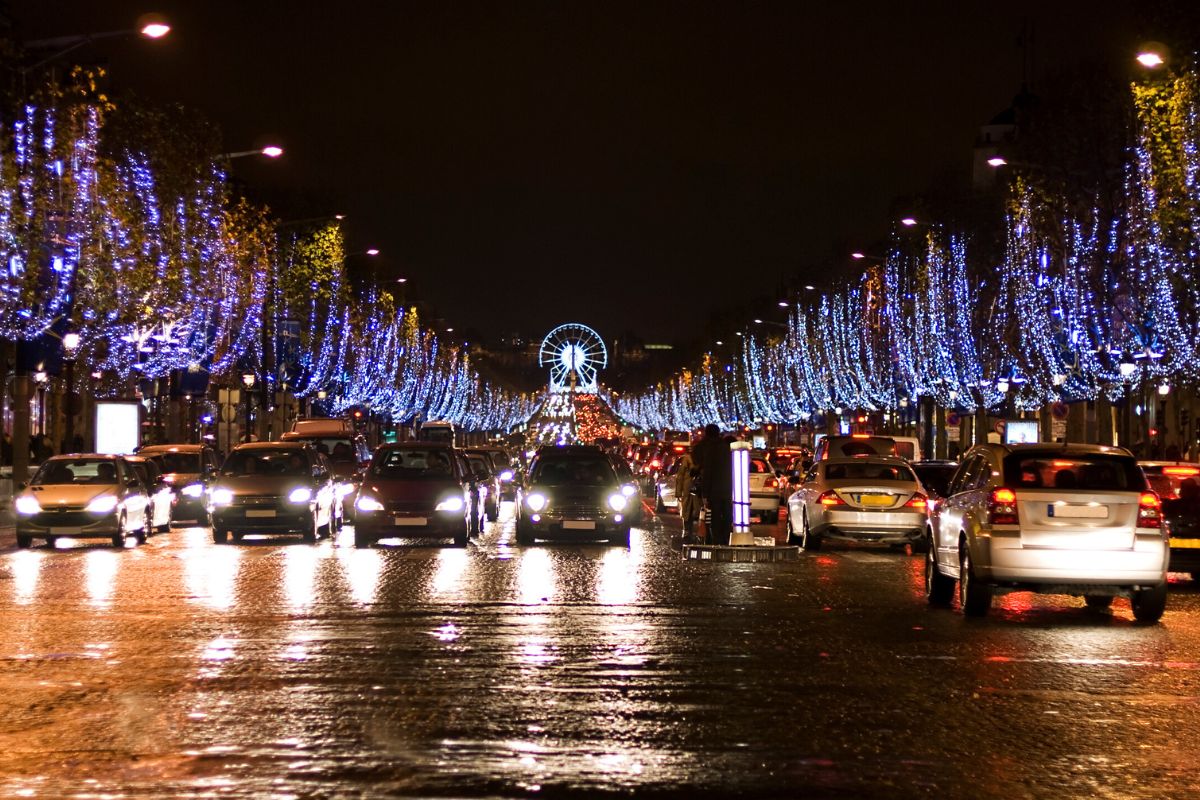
[777,301,788,307]
[139,15,171,38]
[987,156,1007,167]
[261,145,284,158]
[62,331,81,355]
[1137,51,1164,68]
[900,217,918,227]
[366,248,380,256]
[851,252,866,259]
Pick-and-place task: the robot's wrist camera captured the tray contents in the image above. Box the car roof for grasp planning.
[913,459,958,467]
[380,442,454,449]
[980,443,1133,457]
[232,441,312,451]
[822,455,911,466]
[139,444,205,454]
[47,453,120,460]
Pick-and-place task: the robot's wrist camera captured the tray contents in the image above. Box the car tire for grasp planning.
[354,529,373,548]
[655,493,666,513]
[111,515,127,548]
[1084,595,1114,612]
[135,517,149,545]
[958,542,992,617]
[487,500,499,522]
[302,518,318,544]
[785,514,802,546]
[925,538,955,606]
[1131,583,1167,624]
[516,521,535,546]
[213,528,228,544]
[231,531,245,543]
[802,512,822,551]
[16,533,32,548]
[610,526,631,548]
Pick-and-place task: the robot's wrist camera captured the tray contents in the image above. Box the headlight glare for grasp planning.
[607,493,628,512]
[335,482,356,498]
[288,487,313,504]
[181,483,204,498]
[356,496,385,512]
[86,495,119,514]
[500,470,514,481]
[525,493,548,512]
[620,484,637,497]
[211,488,234,506]
[436,496,465,512]
[14,495,41,515]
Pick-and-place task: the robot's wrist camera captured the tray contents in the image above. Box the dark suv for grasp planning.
[516,445,632,546]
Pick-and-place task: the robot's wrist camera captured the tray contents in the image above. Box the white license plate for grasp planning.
[394,517,428,527]
[49,526,82,535]
[1049,504,1108,519]
[563,520,596,530]
[245,509,276,518]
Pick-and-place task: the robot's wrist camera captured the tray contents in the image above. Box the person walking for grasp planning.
[674,446,699,541]
[692,423,732,546]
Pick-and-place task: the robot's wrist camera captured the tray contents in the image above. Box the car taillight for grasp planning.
[904,492,927,510]
[818,490,844,506]
[1138,491,1162,529]
[987,487,1019,525]
[765,477,779,489]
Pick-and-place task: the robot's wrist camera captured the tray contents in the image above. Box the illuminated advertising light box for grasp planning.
[95,402,141,454]
[1004,420,1040,445]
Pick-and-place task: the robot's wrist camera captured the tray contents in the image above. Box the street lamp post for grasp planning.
[21,15,171,79]
[241,373,256,443]
[62,332,80,453]
[214,145,285,161]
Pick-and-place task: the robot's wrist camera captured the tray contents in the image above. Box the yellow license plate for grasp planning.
[860,495,893,507]
[1171,539,1200,549]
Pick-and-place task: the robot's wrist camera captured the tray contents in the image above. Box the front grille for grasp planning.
[32,511,97,527]
[233,495,282,508]
[388,501,438,514]
[553,503,603,517]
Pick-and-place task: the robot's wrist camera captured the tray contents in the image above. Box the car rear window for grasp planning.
[825,462,914,482]
[1003,453,1145,492]
[1141,465,1200,499]
[893,441,917,460]
[532,457,616,486]
[750,459,771,474]
[827,437,896,458]
[372,448,456,479]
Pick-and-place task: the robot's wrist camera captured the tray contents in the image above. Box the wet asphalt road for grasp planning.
[1,505,1200,799]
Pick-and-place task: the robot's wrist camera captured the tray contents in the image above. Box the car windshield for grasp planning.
[288,437,357,463]
[143,452,201,474]
[32,459,119,486]
[830,437,895,458]
[532,457,616,486]
[372,448,456,479]
[825,462,915,482]
[222,449,310,477]
[1003,453,1144,492]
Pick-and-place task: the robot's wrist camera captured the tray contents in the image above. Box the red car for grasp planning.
[352,443,475,548]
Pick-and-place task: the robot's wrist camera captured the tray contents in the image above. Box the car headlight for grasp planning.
[14,495,41,515]
[525,493,548,512]
[607,493,628,512]
[620,484,637,497]
[356,495,385,513]
[181,483,204,498]
[335,482,356,498]
[211,488,234,506]
[86,495,119,514]
[436,496,465,512]
[288,487,313,504]
[500,470,514,482]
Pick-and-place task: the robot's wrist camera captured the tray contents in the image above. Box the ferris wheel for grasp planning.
[539,323,608,393]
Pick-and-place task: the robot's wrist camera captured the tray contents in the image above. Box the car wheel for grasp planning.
[610,526,631,548]
[1084,595,1114,612]
[111,515,127,548]
[785,513,802,546]
[135,517,149,545]
[354,529,373,548]
[958,542,992,617]
[213,528,228,544]
[655,493,666,513]
[302,517,318,544]
[515,521,534,545]
[16,533,32,548]
[1131,583,1167,624]
[44,536,57,549]
[802,512,822,551]
[925,537,955,606]
[487,503,499,522]
[231,531,245,543]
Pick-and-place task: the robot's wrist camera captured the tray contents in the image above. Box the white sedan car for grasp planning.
[786,456,927,550]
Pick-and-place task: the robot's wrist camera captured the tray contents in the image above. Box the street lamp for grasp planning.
[900,217,918,227]
[216,145,285,160]
[62,332,81,452]
[23,14,172,74]
[987,156,1008,167]
[1136,44,1167,69]
[241,373,256,442]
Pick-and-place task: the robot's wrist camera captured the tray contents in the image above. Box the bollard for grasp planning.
[730,441,754,546]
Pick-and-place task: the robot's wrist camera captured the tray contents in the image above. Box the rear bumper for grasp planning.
[1168,539,1200,572]
[975,529,1168,586]
[812,508,925,542]
[750,493,779,512]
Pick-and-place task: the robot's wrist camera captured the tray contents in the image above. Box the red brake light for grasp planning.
[818,490,844,506]
[1163,466,1200,477]
[650,459,661,468]
[1139,491,1162,529]
[904,492,927,510]
[987,487,1019,525]
[851,434,870,439]
[765,477,779,489]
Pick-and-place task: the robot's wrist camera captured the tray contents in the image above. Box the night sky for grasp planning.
[11,0,1160,343]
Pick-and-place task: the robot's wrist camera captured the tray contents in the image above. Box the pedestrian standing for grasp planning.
[692,423,732,546]
[674,447,699,541]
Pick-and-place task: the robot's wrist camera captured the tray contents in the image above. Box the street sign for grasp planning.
[1051,401,1069,420]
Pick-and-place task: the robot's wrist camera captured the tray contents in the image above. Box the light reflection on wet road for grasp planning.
[1,505,1200,797]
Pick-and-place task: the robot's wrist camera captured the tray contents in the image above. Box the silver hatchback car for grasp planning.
[786,456,927,549]
[925,443,1168,622]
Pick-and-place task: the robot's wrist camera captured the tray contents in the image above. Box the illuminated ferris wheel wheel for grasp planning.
[540,323,608,393]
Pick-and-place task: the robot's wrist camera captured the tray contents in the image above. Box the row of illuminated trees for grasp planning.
[0,72,537,434]
[610,60,1200,433]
